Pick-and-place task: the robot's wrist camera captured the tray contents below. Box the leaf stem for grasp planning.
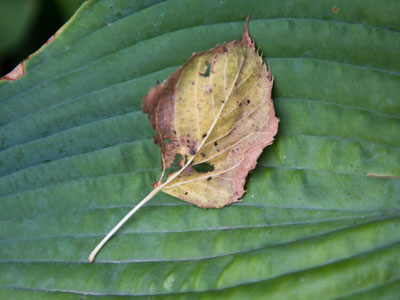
[88,157,195,263]
[88,184,163,263]
[89,78,238,262]
[157,167,166,185]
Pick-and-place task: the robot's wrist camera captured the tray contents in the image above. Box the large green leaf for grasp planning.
[0,0,399,299]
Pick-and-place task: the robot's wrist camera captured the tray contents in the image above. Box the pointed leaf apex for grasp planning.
[241,15,254,49]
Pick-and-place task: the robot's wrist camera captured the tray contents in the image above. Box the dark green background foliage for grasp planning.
[0,0,399,299]
[0,0,85,76]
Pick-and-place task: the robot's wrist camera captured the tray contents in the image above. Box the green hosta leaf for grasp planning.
[0,0,399,299]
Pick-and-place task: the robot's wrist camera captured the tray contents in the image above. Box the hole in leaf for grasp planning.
[173,153,182,166]
[162,154,182,182]
[201,63,210,77]
[193,162,214,173]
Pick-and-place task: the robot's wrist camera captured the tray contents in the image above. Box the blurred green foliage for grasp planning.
[0,0,84,77]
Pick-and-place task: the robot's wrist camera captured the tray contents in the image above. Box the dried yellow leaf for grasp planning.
[88,17,279,262]
[143,17,279,207]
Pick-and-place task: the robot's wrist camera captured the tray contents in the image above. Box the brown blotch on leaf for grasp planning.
[0,61,25,81]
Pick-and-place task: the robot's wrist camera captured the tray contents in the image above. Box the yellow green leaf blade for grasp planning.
[143,19,279,207]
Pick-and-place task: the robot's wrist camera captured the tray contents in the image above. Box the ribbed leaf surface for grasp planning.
[0,0,399,299]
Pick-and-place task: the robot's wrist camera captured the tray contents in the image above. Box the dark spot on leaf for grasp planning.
[207,177,212,181]
[201,153,206,157]
[186,139,190,143]
[247,100,250,104]
[189,149,196,155]
[214,142,218,146]
[185,166,194,175]
[200,63,211,77]
[193,162,214,173]
[185,192,188,195]
[202,133,207,138]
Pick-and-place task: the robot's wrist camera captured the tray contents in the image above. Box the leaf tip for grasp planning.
[241,15,254,49]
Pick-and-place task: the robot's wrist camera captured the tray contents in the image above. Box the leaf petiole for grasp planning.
[88,184,163,263]
[88,154,196,262]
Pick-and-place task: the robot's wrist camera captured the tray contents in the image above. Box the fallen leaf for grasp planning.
[88,16,278,262]
[143,16,279,207]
